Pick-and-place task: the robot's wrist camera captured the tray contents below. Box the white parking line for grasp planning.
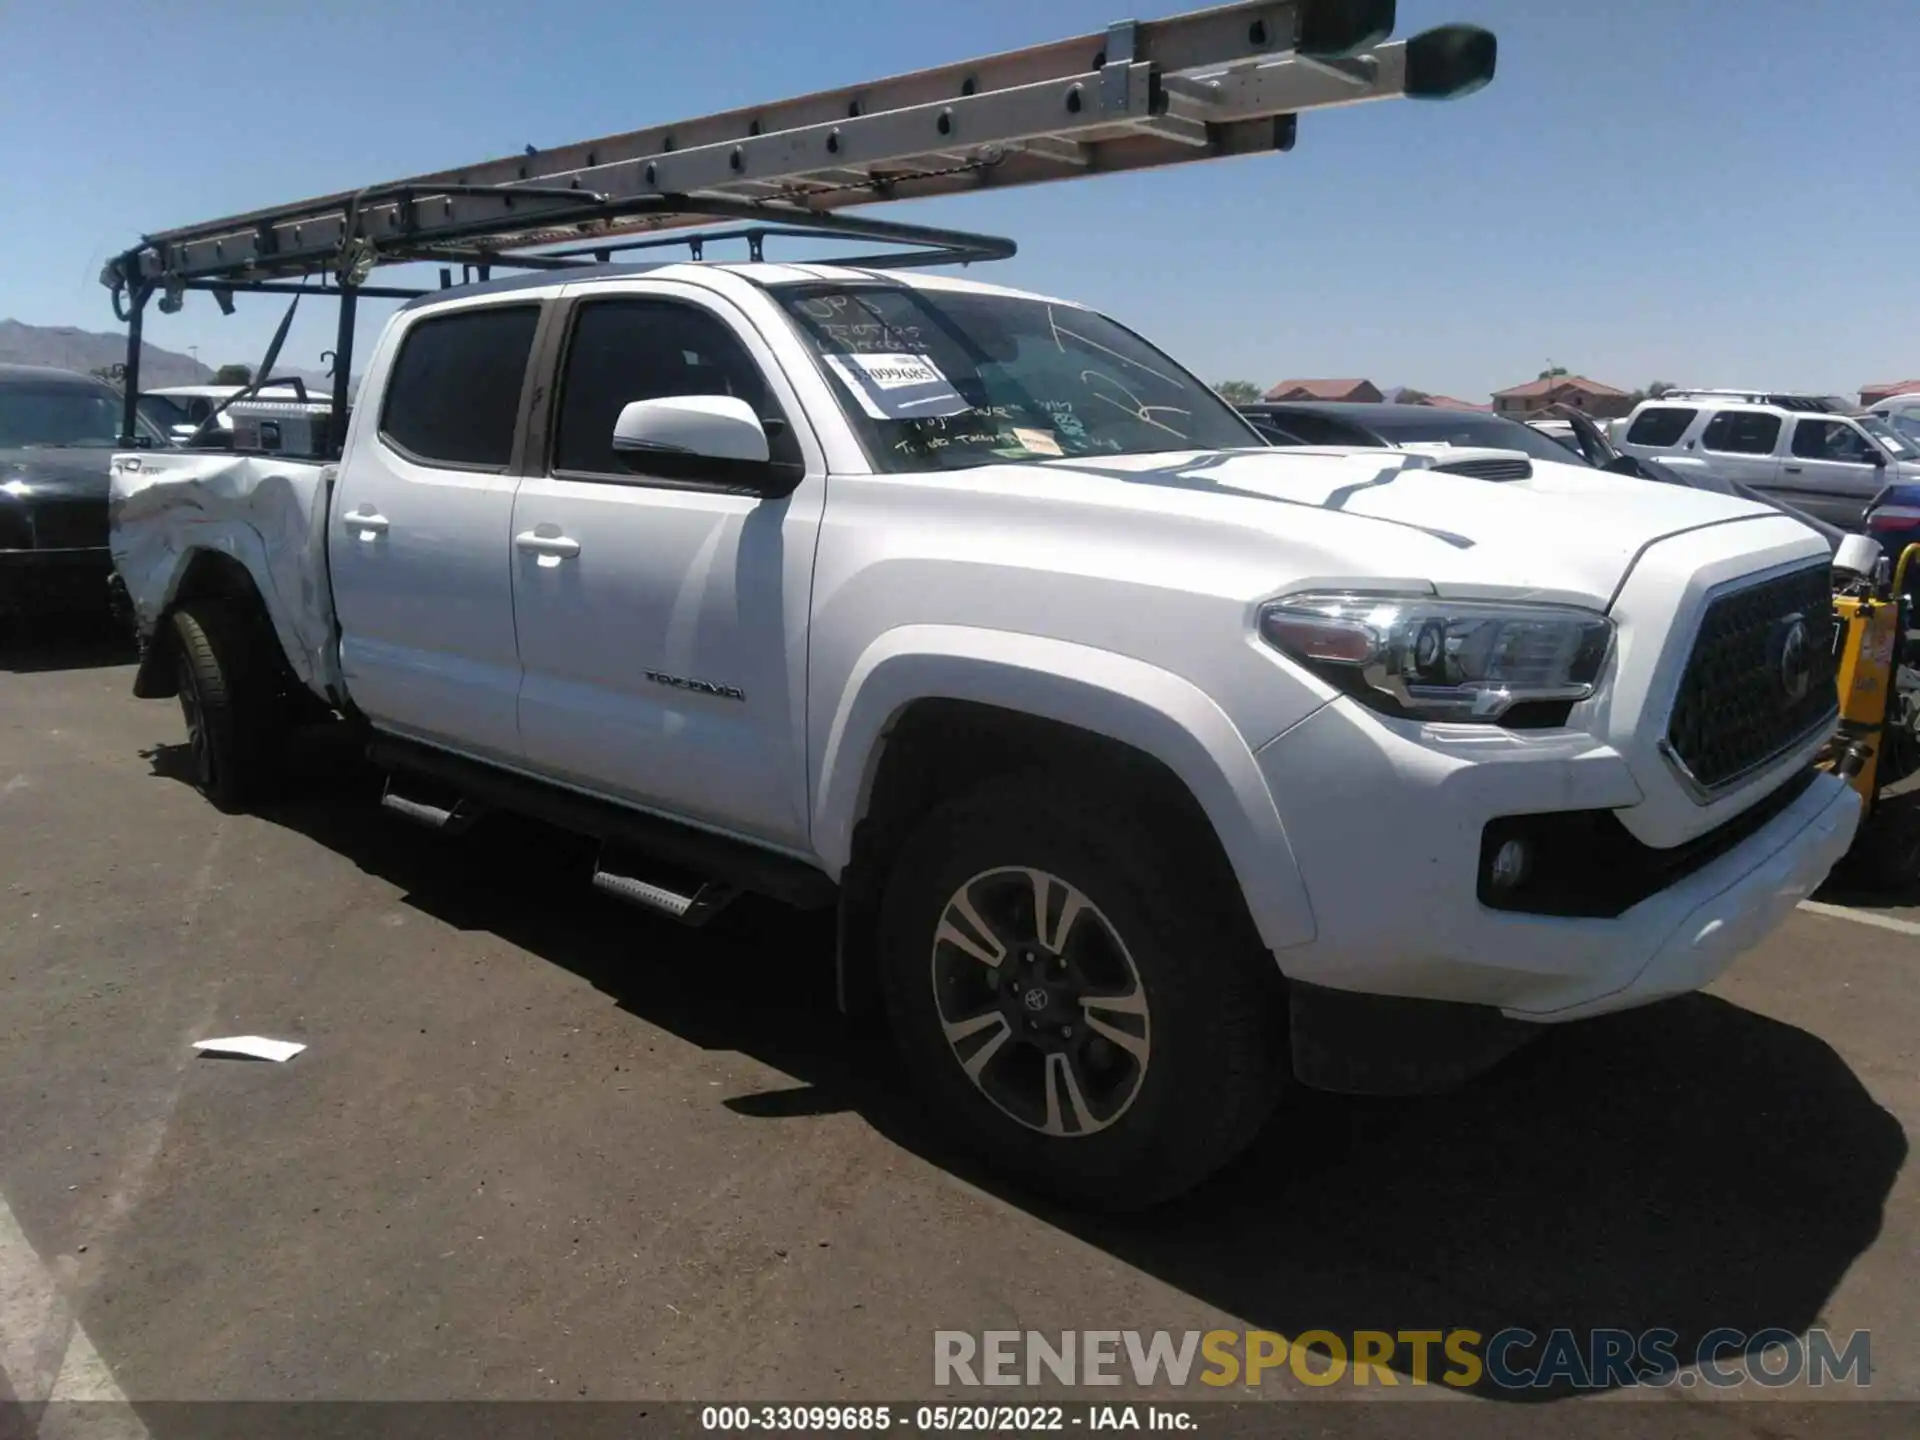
[0,1193,145,1427]
[0,1189,67,1403]
[1798,900,1920,937]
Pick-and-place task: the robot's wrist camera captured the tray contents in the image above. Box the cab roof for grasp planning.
[396,260,1073,313]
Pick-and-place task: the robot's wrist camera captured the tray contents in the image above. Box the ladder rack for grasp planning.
[104,0,1494,297]
[101,0,1497,446]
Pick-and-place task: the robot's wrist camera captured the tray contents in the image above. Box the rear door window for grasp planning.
[1624,406,1697,447]
[379,304,541,470]
[1699,410,1782,455]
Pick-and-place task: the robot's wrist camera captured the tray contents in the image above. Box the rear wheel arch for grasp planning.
[132,550,287,699]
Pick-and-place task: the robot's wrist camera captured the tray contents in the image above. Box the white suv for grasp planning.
[1867,392,1920,449]
[1618,391,1920,529]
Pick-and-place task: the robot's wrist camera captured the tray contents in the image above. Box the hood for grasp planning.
[997,447,1819,611]
[0,447,116,504]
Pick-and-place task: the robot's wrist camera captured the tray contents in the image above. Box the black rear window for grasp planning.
[379,305,540,470]
[1256,411,1385,448]
[1356,409,1581,464]
[1625,406,1698,447]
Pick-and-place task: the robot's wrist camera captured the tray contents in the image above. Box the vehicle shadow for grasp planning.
[0,614,136,674]
[155,754,1908,1402]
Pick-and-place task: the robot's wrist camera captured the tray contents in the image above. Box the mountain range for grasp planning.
[0,319,333,392]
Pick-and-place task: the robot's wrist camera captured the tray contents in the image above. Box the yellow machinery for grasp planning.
[1824,542,1920,827]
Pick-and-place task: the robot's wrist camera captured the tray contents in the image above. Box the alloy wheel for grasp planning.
[929,866,1151,1137]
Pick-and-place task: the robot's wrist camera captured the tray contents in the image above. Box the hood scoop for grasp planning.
[1430,455,1533,482]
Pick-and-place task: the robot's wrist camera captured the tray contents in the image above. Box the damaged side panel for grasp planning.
[109,451,343,704]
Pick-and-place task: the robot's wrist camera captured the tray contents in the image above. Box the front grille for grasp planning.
[1433,457,1531,481]
[29,499,108,550]
[1665,564,1837,795]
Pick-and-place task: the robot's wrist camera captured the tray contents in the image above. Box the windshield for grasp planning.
[0,382,133,448]
[1860,416,1918,461]
[773,284,1262,471]
[137,394,191,428]
[1355,409,1591,465]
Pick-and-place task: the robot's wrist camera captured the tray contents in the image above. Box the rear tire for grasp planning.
[167,600,285,812]
[876,771,1285,1210]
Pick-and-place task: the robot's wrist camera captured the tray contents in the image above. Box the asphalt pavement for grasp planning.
[1,621,1914,1435]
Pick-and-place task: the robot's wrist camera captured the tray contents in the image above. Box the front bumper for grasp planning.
[0,547,114,618]
[1255,697,1859,1022]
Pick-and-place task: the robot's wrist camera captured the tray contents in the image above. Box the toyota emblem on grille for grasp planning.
[1772,613,1812,704]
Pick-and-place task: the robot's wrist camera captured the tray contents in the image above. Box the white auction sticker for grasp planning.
[824,352,971,420]
[1010,427,1064,457]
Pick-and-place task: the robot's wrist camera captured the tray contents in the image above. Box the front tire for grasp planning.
[877,772,1285,1210]
[167,600,284,812]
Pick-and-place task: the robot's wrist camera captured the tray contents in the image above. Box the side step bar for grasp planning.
[591,857,737,929]
[366,734,837,911]
[380,775,483,833]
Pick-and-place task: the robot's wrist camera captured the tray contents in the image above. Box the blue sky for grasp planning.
[2,0,1914,400]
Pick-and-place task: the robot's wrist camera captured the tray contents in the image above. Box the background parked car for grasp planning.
[139,382,321,446]
[1,364,168,632]
[1236,398,1846,550]
[1241,400,1637,465]
[1527,417,1586,456]
[1867,392,1920,448]
[1615,390,1920,530]
[1864,481,1920,575]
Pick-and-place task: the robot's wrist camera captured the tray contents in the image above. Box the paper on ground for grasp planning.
[192,1036,306,1063]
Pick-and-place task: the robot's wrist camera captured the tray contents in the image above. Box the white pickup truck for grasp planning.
[109,261,1861,1206]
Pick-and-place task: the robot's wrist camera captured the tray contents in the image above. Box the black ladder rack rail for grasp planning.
[102,0,1498,444]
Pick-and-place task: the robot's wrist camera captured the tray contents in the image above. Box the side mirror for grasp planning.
[612,395,782,492]
[1868,450,1888,468]
[1602,454,1643,477]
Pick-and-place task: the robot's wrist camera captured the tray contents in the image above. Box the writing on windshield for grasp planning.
[775,285,1258,473]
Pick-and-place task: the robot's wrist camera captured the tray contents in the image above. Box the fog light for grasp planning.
[1487,838,1532,893]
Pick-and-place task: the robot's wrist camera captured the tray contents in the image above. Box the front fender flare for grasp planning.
[813,625,1318,953]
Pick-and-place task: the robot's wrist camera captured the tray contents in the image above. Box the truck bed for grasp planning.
[109,449,341,701]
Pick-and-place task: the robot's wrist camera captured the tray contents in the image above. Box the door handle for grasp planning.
[345,510,389,535]
[514,530,581,559]
[1783,465,1803,474]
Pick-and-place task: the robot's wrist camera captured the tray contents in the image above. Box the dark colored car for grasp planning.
[1237,399,1847,551]
[1864,483,1920,591]
[0,364,166,628]
[1237,400,1591,464]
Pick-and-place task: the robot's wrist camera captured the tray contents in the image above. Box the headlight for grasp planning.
[1258,592,1614,722]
